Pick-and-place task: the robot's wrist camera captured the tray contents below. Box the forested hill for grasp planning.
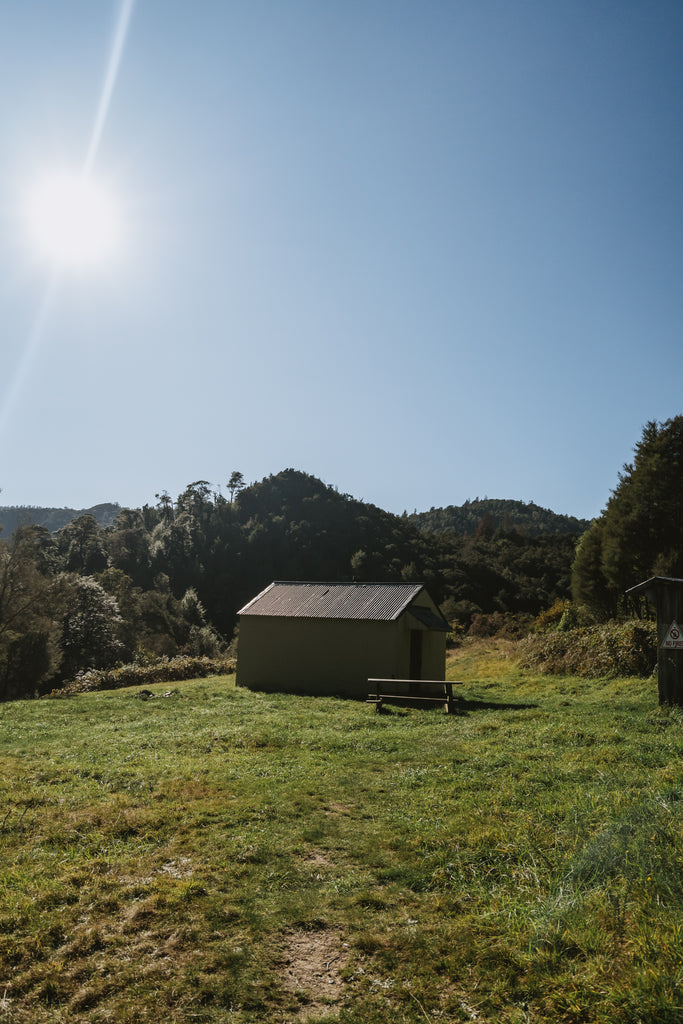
[0,503,120,538]
[0,494,588,543]
[409,499,590,538]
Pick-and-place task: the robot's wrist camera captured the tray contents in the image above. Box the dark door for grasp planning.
[409,630,423,681]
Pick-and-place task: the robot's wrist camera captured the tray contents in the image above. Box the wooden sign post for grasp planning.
[626,577,683,706]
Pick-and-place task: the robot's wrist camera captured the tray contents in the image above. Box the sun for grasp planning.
[24,171,121,270]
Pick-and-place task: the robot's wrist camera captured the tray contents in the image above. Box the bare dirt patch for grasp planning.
[278,926,350,1018]
[324,802,352,816]
[302,850,332,868]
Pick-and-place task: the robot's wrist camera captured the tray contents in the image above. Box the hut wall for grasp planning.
[236,616,404,697]
[656,584,683,706]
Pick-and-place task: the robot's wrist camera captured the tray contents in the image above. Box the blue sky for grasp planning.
[1,1,680,520]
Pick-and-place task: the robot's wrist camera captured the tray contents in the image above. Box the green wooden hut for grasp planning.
[236,581,449,697]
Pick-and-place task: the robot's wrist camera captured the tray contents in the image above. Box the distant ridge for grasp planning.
[408,498,590,538]
[0,503,121,538]
[0,492,590,542]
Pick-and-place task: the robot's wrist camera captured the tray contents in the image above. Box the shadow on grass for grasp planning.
[456,696,539,713]
[376,697,539,716]
[240,685,539,717]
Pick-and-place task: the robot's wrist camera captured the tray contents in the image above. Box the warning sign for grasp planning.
[661,620,683,650]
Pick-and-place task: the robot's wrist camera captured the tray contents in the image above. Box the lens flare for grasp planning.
[24,172,120,269]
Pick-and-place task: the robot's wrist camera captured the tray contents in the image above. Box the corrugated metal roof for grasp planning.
[626,576,683,595]
[238,581,426,622]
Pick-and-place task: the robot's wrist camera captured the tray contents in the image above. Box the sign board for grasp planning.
[661,620,683,650]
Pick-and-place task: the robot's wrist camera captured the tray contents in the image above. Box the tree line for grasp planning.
[408,499,589,538]
[571,416,683,618]
[2,417,679,701]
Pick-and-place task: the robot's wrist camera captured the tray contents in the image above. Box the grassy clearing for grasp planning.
[0,641,681,1023]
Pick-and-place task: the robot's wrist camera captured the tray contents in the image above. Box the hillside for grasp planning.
[0,502,120,538]
[409,497,590,537]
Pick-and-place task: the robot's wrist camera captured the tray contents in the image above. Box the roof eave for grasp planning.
[626,576,683,598]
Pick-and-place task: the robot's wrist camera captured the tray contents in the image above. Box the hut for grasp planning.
[236,581,449,697]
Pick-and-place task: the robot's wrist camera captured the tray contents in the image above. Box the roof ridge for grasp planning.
[270,580,421,586]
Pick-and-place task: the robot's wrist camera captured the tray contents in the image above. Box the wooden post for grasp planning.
[655,583,683,706]
[626,577,683,707]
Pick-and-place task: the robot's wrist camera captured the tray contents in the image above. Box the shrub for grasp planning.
[51,654,236,696]
[532,600,595,633]
[518,619,657,678]
[468,611,534,640]
[186,624,225,658]
[533,598,571,632]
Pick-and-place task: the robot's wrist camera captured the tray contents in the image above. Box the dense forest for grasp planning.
[1,416,680,701]
[409,499,589,538]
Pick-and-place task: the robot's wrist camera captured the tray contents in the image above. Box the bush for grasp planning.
[51,654,236,696]
[518,619,657,678]
[185,623,224,658]
[468,611,534,640]
[533,598,571,632]
[532,600,595,633]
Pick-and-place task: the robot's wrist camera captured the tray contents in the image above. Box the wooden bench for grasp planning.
[367,678,462,714]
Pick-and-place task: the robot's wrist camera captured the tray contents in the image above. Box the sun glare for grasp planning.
[24,172,121,270]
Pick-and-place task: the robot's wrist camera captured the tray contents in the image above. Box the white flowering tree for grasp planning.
[58,574,124,680]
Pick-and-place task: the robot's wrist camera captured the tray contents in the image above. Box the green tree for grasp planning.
[227,471,245,503]
[0,527,62,699]
[571,520,615,619]
[55,514,108,574]
[180,586,207,628]
[106,508,153,588]
[572,417,683,618]
[57,574,124,680]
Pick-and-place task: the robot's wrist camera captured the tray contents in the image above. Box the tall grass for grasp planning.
[0,640,681,1022]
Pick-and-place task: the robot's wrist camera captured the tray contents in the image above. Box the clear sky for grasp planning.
[1,1,680,520]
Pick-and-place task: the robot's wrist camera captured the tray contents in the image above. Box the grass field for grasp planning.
[0,641,681,1023]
